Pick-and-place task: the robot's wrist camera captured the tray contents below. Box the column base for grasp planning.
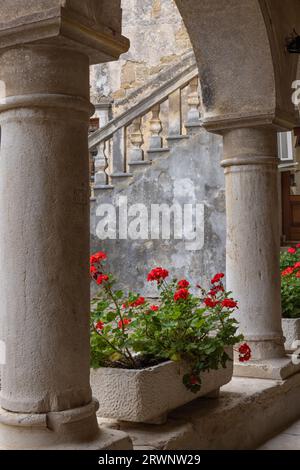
[0,400,132,450]
[234,355,300,380]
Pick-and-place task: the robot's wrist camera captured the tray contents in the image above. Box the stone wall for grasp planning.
[90,0,192,114]
[91,130,226,297]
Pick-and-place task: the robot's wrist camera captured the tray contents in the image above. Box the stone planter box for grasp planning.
[282,318,300,351]
[90,349,233,423]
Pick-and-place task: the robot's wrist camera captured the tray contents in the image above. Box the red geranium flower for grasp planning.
[177,279,190,289]
[90,251,107,265]
[294,262,300,269]
[95,321,104,331]
[90,265,98,275]
[211,273,225,284]
[147,267,169,282]
[209,285,225,297]
[296,272,300,278]
[281,267,294,277]
[238,343,251,362]
[221,298,238,309]
[150,305,159,312]
[204,297,219,308]
[296,244,300,249]
[174,288,190,302]
[96,274,109,285]
[190,375,199,385]
[118,318,131,329]
[130,297,145,308]
[288,248,296,254]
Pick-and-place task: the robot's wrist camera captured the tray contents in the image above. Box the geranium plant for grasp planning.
[90,251,251,392]
[281,245,300,318]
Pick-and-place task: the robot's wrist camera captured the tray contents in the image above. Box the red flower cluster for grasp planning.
[288,248,296,254]
[90,251,107,265]
[221,298,238,309]
[95,321,104,331]
[238,343,251,362]
[90,251,108,282]
[123,297,146,309]
[150,305,159,312]
[211,273,224,284]
[130,297,145,308]
[118,318,131,329]
[209,285,224,297]
[96,274,109,285]
[281,267,294,277]
[190,375,199,385]
[177,279,190,289]
[174,288,190,302]
[204,297,219,308]
[147,267,169,283]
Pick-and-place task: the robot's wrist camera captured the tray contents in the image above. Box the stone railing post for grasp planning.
[149,104,163,149]
[129,117,144,163]
[94,141,109,187]
[186,77,201,135]
[0,3,131,450]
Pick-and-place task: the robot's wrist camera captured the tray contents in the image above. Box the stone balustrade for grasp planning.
[89,69,201,194]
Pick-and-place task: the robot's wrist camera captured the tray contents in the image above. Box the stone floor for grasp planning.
[259,421,300,450]
[99,373,300,450]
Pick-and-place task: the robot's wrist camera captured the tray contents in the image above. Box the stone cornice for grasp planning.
[203,107,298,134]
[0,7,129,64]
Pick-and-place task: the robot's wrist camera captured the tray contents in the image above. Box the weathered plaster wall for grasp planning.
[91,130,225,297]
[90,0,192,110]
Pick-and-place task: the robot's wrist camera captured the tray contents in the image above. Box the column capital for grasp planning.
[202,108,298,135]
[0,1,129,64]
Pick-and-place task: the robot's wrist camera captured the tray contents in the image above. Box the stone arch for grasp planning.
[175,0,300,131]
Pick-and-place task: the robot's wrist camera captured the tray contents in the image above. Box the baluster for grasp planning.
[168,88,182,137]
[149,104,163,149]
[186,76,202,134]
[167,88,189,147]
[128,117,152,170]
[147,103,170,160]
[129,117,144,162]
[94,141,108,187]
[110,127,132,183]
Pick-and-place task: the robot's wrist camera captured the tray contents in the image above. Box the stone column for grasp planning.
[0,5,131,450]
[221,127,286,362]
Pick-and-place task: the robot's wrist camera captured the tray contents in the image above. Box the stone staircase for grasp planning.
[88,56,202,199]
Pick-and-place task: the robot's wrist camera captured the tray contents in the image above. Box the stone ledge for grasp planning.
[99,372,300,449]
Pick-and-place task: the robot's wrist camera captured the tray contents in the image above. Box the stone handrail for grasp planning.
[88,60,201,190]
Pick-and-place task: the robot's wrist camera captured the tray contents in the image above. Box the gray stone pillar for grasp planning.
[0,4,131,450]
[221,128,285,361]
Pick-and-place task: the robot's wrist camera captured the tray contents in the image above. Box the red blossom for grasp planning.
[211,273,225,284]
[174,288,190,302]
[129,297,146,308]
[238,343,251,362]
[204,297,219,308]
[147,267,169,283]
[177,279,190,289]
[297,244,300,249]
[190,375,199,385]
[296,272,300,278]
[90,265,98,276]
[150,305,159,312]
[90,251,107,265]
[288,248,296,254]
[118,318,131,329]
[294,262,300,269]
[95,321,104,331]
[96,274,109,285]
[209,285,225,297]
[281,267,294,277]
[221,298,238,309]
